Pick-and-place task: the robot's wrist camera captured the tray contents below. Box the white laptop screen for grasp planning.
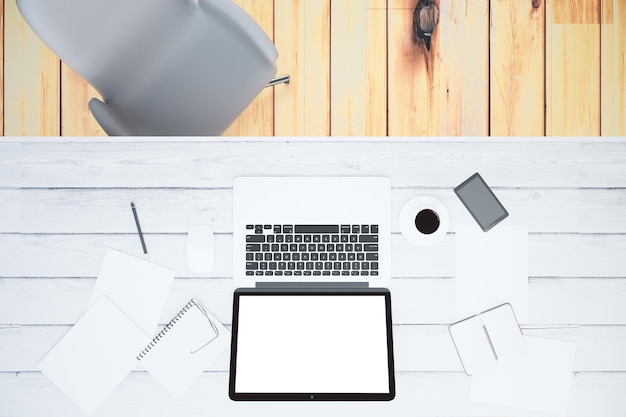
[229,291,395,401]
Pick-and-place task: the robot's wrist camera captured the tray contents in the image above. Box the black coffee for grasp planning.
[415,209,440,234]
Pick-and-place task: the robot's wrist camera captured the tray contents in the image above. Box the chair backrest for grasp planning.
[17,0,278,135]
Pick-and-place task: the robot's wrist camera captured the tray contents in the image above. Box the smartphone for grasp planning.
[454,173,508,232]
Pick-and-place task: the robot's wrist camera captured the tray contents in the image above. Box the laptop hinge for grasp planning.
[255,282,369,289]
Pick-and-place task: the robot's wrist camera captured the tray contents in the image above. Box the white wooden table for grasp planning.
[1,138,625,417]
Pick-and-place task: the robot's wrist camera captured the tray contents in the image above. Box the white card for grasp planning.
[38,296,149,414]
[454,225,529,322]
[89,248,175,335]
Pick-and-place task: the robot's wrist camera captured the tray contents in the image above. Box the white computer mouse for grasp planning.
[187,225,214,273]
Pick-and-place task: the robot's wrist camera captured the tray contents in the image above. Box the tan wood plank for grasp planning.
[60,63,106,136]
[387,0,428,135]
[490,0,545,136]
[274,0,330,136]
[4,0,60,136]
[330,0,387,136]
[388,0,489,136]
[546,0,601,136]
[601,0,626,136]
[1,0,4,136]
[223,0,275,136]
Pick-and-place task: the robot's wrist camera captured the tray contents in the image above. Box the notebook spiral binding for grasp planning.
[136,299,199,361]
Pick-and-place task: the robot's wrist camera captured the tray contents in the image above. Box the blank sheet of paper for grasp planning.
[38,296,149,415]
[89,248,175,335]
[470,335,576,414]
[454,225,529,322]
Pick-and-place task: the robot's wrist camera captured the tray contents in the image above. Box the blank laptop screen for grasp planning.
[229,291,394,400]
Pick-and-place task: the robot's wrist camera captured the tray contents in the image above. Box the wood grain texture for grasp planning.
[0,372,624,417]
[601,0,626,136]
[2,324,625,372]
[2,138,626,416]
[3,233,626,281]
[546,0,601,136]
[330,0,387,136]
[60,64,106,136]
[1,0,4,136]
[4,0,60,136]
[7,140,626,188]
[222,0,275,136]
[6,188,626,234]
[274,0,330,135]
[388,0,489,136]
[490,0,545,136]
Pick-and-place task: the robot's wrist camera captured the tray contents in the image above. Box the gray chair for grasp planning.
[17,0,288,136]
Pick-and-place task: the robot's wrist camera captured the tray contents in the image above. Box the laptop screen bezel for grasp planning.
[229,288,395,401]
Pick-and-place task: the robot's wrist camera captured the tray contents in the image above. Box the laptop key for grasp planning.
[246,253,254,261]
[313,271,321,276]
[246,235,265,242]
[246,244,260,252]
[246,271,254,276]
[364,244,378,251]
[283,225,294,233]
[246,262,258,270]
[366,253,378,260]
[359,235,378,243]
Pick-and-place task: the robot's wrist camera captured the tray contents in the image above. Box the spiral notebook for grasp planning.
[38,297,229,414]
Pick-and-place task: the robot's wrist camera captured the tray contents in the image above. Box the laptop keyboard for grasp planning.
[245,224,379,277]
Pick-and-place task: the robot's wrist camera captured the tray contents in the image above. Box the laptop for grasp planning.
[229,177,395,401]
[232,177,391,288]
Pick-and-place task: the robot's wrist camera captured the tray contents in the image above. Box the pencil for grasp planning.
[130,202,149,259]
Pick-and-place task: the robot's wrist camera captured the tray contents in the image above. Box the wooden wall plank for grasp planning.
[60,64,106,136]
[601,0,625,136]
[330,0,387,136]
[2,274,626,325]
[490,0,545,136]
[223,0,275,136]
[2,234,625,281]
[4,0,60,136]
[387,0,428,135]
[546,0,601,136]
[1,0,4,136]
[388,0,489,136]
[8,188,626,235]
[1,372,625,417]
[274,0,330,135]
[3,325,625,372]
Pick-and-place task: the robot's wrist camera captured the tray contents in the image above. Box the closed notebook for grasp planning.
[39,297,229,414]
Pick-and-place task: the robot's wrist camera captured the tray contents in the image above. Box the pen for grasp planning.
[130,202,149,260]
[479,315,498,360]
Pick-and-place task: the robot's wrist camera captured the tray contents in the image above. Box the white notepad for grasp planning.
[38,296,150,415]
[89,248,175,335]
[140,300,230,398]
[39,297,229,414]
[449,304,526,376]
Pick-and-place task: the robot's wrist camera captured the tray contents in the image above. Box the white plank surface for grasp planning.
[1,138,625,417]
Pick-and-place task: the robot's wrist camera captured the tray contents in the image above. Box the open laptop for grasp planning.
[233,177,391,288]
[229,177,395,401]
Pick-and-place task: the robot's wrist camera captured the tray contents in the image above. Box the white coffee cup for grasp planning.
[399,196,449,247]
